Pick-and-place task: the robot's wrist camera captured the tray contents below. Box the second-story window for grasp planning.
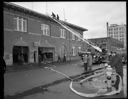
[13,17,27,32]
[77,37,81,41]
[72,34,75,40]
[72,46,76,56]
[78,47,81,52]
[41,24,50,36]
[60,29,66,39]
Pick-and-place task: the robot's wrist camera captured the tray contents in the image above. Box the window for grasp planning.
[72,46,75,56]
[78,47,81,52]
[60,29,66,39]
[72,34,75,40]
[41,24,50,36]
[13,17,27,32]
[77,37,81,41]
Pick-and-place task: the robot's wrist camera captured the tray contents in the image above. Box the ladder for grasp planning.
[50,17,102,52]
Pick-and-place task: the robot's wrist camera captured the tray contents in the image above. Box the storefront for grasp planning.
[34,40,55,63]
[38,47,55,63]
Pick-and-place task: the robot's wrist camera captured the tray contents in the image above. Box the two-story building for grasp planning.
[4,2,88,66]
[86,37,124,54]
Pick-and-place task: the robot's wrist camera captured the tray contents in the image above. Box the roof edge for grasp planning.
[4,2,88,32]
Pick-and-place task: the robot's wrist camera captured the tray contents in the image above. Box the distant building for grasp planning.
[86,37,124,54]
[4,2,88,65]
[106,22,126,49]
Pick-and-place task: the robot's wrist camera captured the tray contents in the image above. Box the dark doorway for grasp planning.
[38,47,54,63]
[13,46,29,64]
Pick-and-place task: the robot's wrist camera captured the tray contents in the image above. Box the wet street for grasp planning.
[5,64,127,99]
[23,81,126,99]
[4,57,127,99]
[28,64,125,99]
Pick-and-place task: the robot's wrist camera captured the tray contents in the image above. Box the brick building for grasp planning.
[3,2,88,66]
[86,37,124,54]
[107,23,126,49]
[106,22,127,54]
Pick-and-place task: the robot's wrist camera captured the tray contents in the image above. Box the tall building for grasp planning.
[4,2,88,66]
[107,22,126,49]
[86,37,124,54]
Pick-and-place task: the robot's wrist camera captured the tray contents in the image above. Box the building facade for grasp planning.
[107,22,126,50]
[4,2,88,66]
[86,37,124,54]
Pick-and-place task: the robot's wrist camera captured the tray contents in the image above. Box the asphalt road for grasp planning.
[22,81,125,99]
[23,66,127,99]
[4,62,127,99]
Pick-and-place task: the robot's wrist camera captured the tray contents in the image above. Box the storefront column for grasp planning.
[36,47,39,63]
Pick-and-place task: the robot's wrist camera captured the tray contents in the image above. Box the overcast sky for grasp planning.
[12,2,126,39]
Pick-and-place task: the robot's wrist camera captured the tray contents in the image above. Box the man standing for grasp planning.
[108,52,123,91]
[57,14,59,20]
[83,54,88,72]
[87,52,93,71]
[51,12,56,18]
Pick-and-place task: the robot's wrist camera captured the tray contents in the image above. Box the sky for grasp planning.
[11,2,126,39]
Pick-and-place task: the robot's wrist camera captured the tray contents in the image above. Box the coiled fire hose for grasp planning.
[44,64,122,98]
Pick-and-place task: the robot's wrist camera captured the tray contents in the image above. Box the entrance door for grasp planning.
[13,46,29,64]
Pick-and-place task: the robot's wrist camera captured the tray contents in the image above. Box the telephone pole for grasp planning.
[63,8,67,21]
[45,2,48,15]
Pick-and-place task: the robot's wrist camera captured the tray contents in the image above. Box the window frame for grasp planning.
[60,29,66,39]
[72,46,75,56]
[13,17,27,32]
[72,34,75,40]
[41,24,50,36]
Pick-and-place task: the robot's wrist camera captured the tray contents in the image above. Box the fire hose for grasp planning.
[44,64,122,98]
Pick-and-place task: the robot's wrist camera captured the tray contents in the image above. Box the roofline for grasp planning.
[4,2,88,32]
[88,37,123,42]
[88,37,108,40]
[61,21,88,31]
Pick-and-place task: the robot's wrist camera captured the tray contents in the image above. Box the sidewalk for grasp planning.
[5,60,81,73]
[4,60,103,97]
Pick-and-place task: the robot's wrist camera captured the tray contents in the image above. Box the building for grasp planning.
[107,22,126,50]
[4,2,88,66]
[86,37,124,54]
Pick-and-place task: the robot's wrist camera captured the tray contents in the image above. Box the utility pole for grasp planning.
[63,8,67,21]
[32,2,34,11]
[45,2,48,15]
[106,22,109,37]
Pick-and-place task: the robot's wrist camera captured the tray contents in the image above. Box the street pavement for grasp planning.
[20,66,128,99]
[4,60,103,96]
[4,61,127,99]
[4,60,83,96]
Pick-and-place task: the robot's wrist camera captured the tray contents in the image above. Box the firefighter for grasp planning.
[51,12,56,18]
[57,14,59,20]
[108,52,123,91]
